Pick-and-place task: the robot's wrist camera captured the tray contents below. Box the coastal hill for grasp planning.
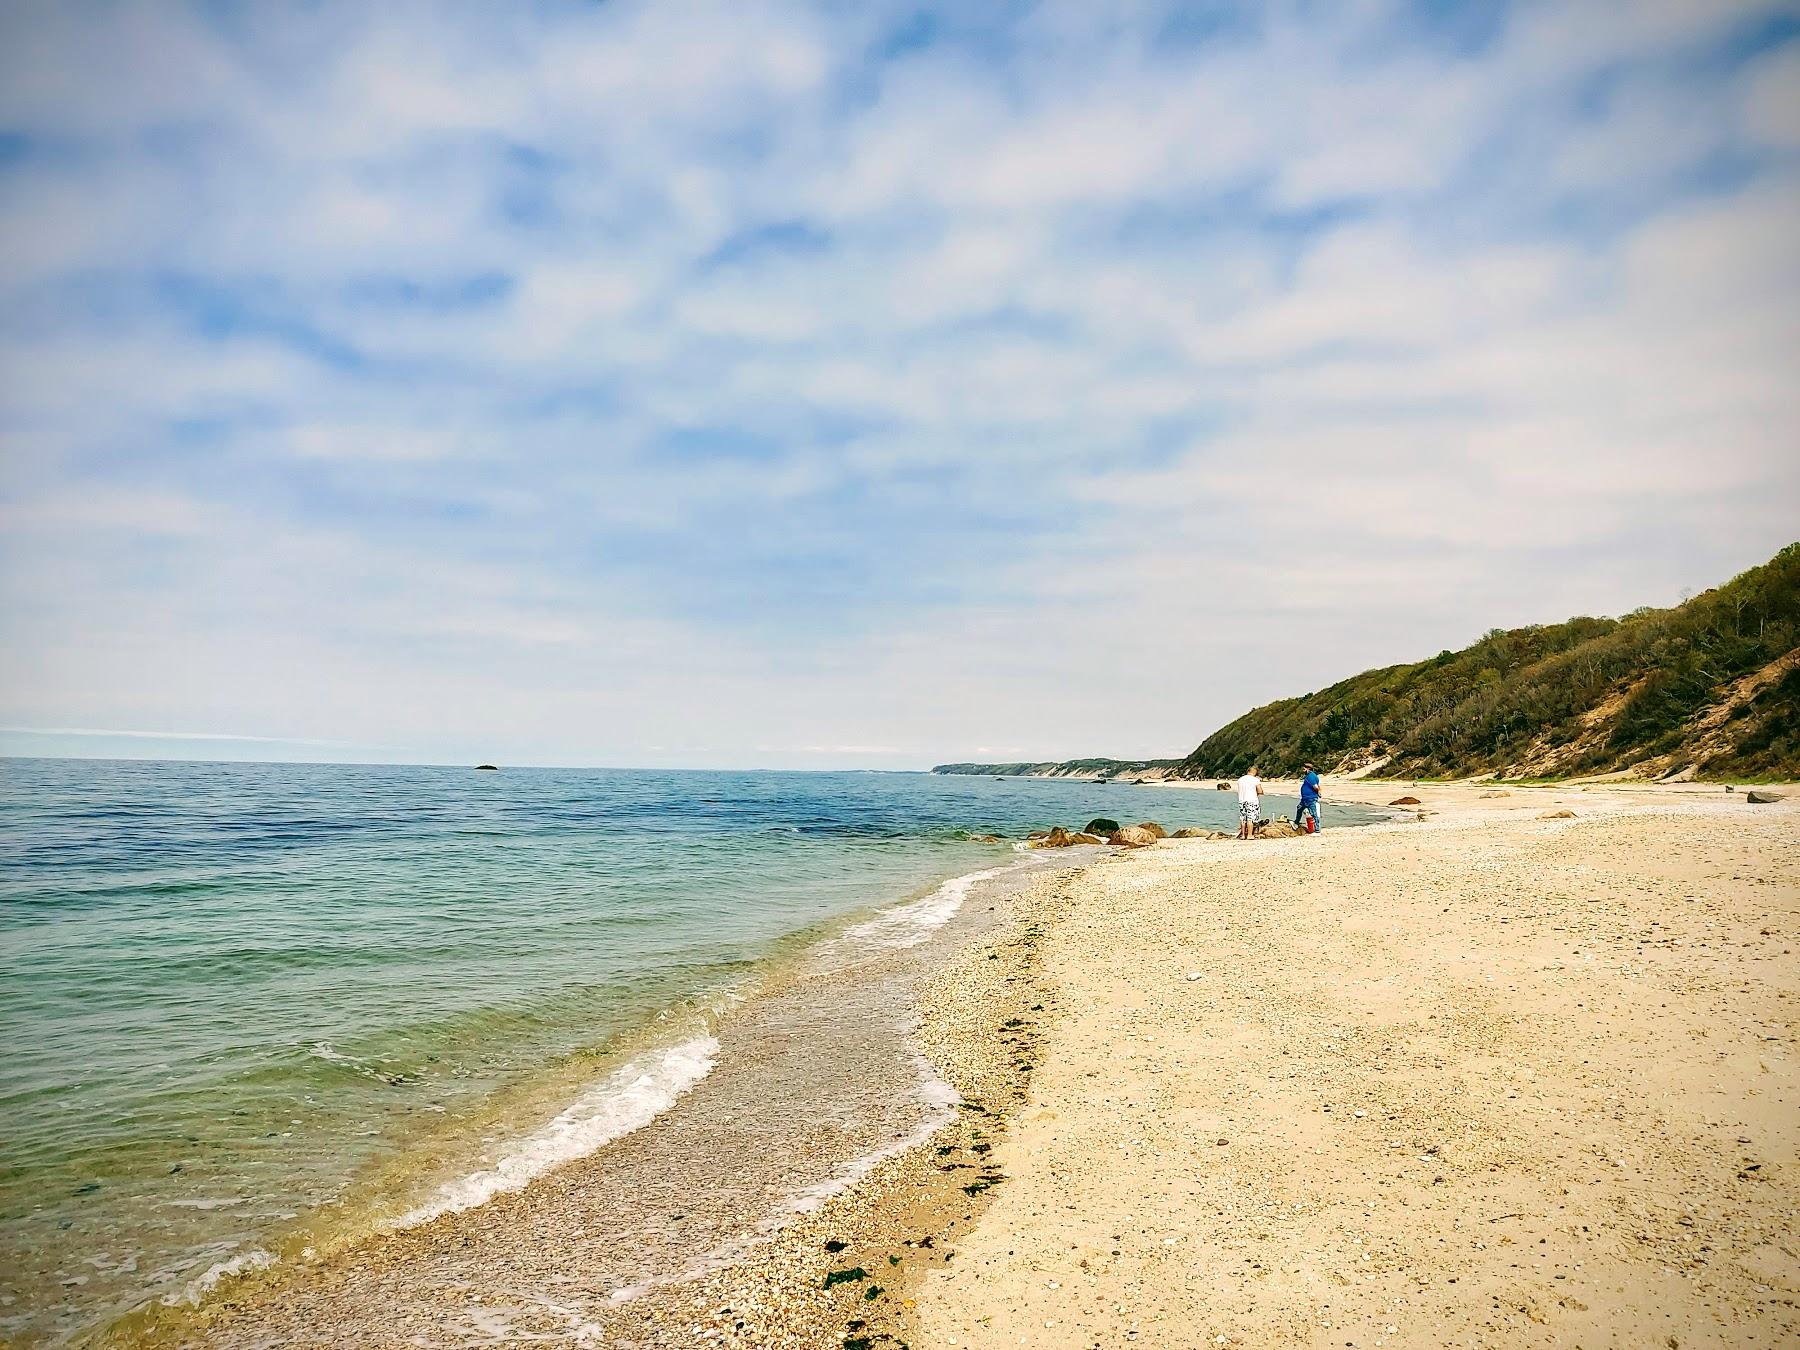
[935,543,1798,784]
[930,758,1184,780]
[1184,543,1797,782]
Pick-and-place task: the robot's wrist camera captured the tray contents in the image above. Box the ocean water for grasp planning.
[0,758,1352,1344]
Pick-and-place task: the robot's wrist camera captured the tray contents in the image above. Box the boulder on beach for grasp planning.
[1479,790,1511,798]
[1071,831,1103,844]
[1084,817,1121,835]
[1134,821,1169,839]
[1255,818,1302,838]
[1216,781,1232,790]
[1746,790,1784,804]
[1539,809,1577,819]
[1030,826,1079,848]
[1170,827,1208,838]
[1108,825,1158,847]
[1390,795,1422,806]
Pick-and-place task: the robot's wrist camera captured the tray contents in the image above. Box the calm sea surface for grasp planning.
[0,758,1361,1343]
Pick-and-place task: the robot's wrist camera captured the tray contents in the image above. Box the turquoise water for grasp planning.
[0,758,1333,1343]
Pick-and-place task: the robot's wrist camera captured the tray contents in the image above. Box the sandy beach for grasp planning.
[905,780,1799,1349]
[108,779,1797,1348]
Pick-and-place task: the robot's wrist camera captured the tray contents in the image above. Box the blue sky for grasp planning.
[2,0,1797,768]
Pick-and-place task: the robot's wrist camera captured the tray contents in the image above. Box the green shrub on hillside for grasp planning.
[1180,543,1799,781]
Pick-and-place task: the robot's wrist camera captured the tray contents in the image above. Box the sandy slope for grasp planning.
[912,783,1799,1348]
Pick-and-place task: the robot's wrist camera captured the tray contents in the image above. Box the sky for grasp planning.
[1,0,1797,770]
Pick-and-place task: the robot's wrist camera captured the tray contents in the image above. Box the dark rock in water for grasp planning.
[475,764,499,771]
[1025,829,1050,840]
[1746,790,1784,804]
[1390,795,1421,805]
[1216,781,1232,790]
[1134,821,1168,839]
[1085,817,1121,835]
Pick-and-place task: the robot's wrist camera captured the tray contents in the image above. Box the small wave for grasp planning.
[826,863,1012,960]
[306,1040,419,1086]
[782,1054,960,1215]
[162,1247,275,1306]
[391,1034,719,1229]
[607,1050,960,1307]
[162,1197,247,1211]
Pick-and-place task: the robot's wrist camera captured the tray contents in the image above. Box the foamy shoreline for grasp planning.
[99,851,1072,1347]
[99,780,1796,1348]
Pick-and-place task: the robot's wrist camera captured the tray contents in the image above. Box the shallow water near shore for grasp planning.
[0,759,1370,1343]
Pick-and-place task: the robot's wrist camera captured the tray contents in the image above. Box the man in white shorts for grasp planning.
[1235,765,1264,839]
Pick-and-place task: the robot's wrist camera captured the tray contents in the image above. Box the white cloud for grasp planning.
[2,0,1797,766]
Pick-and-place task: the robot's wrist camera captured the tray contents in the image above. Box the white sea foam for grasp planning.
[163,1247,276,1306]
[825,863,1010,962]
[608,1049,962,1306]
[162,1197,247,1211]
[391,1034,719,1230]
[781,1053,960,1215]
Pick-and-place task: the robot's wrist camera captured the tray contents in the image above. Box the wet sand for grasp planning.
[103,858,1080,1349]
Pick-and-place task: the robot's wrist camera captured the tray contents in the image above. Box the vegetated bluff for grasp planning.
[1181,543,1799,783]
[931,758,1184,779]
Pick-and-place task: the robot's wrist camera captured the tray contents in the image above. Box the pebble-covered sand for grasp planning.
[913,781,1799,1348]
[106,863,1084,1349]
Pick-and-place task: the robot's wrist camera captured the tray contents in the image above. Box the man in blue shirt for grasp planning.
[1294,763,1323,832]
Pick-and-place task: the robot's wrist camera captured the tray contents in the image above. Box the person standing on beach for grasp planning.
[1234,766,1264,839]
[1295,763,1323,832]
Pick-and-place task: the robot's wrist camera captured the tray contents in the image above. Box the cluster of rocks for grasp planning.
[1024,819,1240,849]
[1026,826,1105,848]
